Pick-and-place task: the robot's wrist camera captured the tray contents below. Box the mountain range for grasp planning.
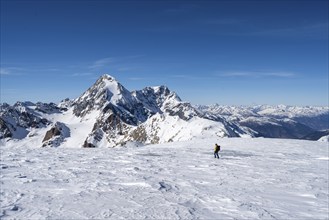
[1,74,328,147]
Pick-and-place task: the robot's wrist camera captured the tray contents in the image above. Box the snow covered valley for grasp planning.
[1,138,328,219]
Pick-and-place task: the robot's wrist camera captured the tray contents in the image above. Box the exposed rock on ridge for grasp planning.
[42,122,70,147]
[1,74,328,147]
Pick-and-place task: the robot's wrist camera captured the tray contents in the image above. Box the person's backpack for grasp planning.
[215,144,220,152]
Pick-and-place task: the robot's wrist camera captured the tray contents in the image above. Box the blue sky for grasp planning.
[1,0,328,106]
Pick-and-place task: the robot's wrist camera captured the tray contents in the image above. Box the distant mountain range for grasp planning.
[196,104,329,140]
[1,74,328,147]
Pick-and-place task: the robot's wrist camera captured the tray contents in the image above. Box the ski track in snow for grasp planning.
[0,138,328,219]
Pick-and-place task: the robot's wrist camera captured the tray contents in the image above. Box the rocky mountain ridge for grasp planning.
[196,104,329,140]
[1,74,328,147]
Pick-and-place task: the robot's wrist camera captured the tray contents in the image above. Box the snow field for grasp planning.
[0,138,328,219]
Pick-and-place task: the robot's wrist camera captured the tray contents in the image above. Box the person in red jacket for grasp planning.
[214,143,220,159]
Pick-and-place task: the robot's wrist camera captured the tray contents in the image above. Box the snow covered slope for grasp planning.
[1,74,327,147]
[1,138,328,219]
[0,74,246,148]
[318,135,329,142]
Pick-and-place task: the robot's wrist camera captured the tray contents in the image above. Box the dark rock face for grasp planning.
[0,118,12,139]
[102,103,138,126]
[0,102,50,139]
[35,102,63,114]
[83,141,96,148]
[42,127,61,143]
[12,102,50,128]
[130,126,147,143]
[83,129,104,148]
[134,86,205,122]
[42,122,70,147]
[165,102,201,121]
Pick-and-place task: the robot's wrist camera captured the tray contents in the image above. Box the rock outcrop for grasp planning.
[0,102,50,139]
[0,118,12,139]
[42,122,70,147]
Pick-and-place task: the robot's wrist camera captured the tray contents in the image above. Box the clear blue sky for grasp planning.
[1,0,328,106]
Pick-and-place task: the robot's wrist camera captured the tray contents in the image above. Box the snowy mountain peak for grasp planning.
[73,74,133,117]
[100,73,115,81]
[152,85,182,102]
[136,85,182,107]
[2,74,328,148]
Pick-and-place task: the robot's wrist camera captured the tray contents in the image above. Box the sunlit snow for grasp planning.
[1,138,328,219]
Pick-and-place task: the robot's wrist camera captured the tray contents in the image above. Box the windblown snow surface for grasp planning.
[0,138,328,219]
